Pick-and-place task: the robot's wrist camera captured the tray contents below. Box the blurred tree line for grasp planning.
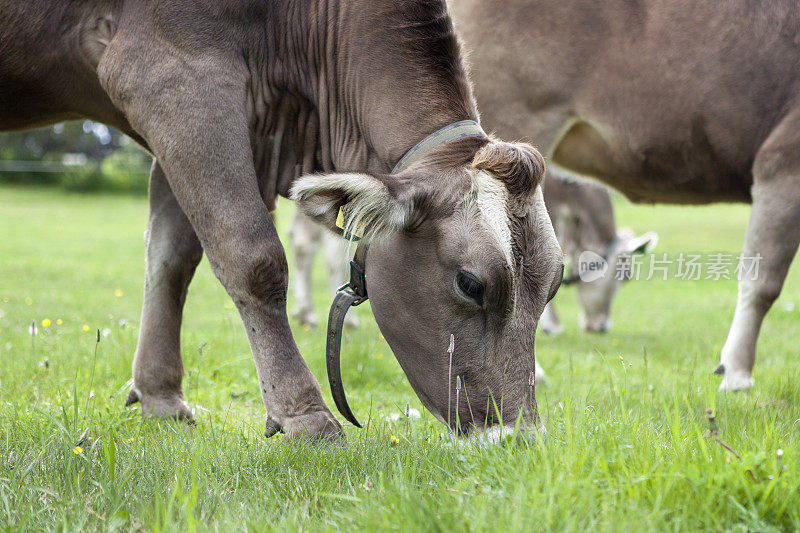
[0,121,152,194]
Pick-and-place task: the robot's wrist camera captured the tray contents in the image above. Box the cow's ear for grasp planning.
[290,173,410,239]
[622,230,659,254]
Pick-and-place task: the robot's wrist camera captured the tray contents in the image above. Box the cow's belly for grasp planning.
[551,117,753,205]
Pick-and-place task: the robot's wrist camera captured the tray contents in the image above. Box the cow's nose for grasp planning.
[582,316,611,333]
[461,423,546,448]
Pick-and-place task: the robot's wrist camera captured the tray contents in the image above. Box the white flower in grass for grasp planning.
[404,402,421,420]
[386,403,421,423]
[386,412,402,422]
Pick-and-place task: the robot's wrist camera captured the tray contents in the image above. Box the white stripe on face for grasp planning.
[470,170,513,268]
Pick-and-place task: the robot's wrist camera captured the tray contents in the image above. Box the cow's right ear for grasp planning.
[290,173,411,240]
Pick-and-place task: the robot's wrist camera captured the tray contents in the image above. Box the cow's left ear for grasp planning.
[290,173,412,239]
[623,230,659,254]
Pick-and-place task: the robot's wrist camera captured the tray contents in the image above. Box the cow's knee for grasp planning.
[155,234,202,275]
[146,227,203,301]
[753,286,780,314]
[220,238,289,307]
[247,252,289,303]
[741,276,781,314]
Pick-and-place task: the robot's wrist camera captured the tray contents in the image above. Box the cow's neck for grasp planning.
[333,1,480,174]
[263,0,480,176]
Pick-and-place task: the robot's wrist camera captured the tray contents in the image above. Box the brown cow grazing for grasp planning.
[540,171,657,338]
[450,0,800,391]
[0,0,563,439]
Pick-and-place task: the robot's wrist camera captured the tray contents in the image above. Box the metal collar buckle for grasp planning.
[347,258,368,303]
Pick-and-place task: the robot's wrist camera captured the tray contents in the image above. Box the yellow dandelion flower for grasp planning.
[56,319,63,325]
[25,297,33,306]
[73,446,83,455]
[224,301,235,310]
[2,297,8,303]
[301,323,311,332]
[42,318,51,328]
[389,435,400,446]
[82,324,90,332]
[114,289,123,298]
[619,355,624,362]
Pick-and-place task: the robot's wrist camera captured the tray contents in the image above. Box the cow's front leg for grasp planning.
[100,53,342,439]
[716,119,800,391]
[127,163,202,419]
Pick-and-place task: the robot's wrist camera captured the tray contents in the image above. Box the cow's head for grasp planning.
[572,230,658,333]
[291,139,562,438]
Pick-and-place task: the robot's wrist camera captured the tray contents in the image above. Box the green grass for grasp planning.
[0,184,798,531]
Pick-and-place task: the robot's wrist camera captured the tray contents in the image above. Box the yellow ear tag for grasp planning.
[336,206,365,241]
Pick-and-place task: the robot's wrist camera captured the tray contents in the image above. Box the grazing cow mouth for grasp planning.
[460,423,547,447]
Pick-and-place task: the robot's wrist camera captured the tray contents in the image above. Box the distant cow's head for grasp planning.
[569,229,658,333]
[291,138,562,438]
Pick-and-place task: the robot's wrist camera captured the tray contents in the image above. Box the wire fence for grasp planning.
[0,160,150,175]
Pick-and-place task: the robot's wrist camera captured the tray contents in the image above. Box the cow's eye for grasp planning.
[456,271,484,306]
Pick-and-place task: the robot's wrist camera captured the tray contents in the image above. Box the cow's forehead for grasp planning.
[461,169,514,268]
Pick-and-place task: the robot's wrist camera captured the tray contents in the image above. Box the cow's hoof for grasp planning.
[125,388,141,406]
[714,364,755,392]
[264,415,282,438]
[293,309,318,329]
[281,410,344,442]
[126,388,194,421]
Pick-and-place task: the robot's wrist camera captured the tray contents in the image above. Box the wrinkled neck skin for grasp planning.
[249,0,479,185]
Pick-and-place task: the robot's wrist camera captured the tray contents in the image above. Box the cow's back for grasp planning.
[452,0,800,203]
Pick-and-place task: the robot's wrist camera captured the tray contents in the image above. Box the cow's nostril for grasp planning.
[459,423,546,449]
[584,320,610,333]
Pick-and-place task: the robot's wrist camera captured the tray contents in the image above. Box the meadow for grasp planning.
[0,184,798,531]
